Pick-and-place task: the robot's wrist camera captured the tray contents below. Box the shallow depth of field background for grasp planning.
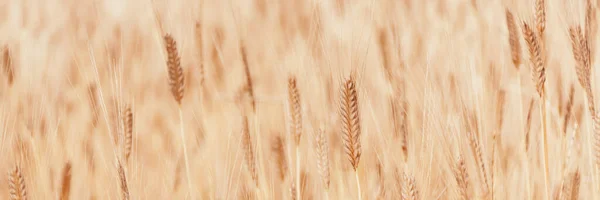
[0,0,595,199]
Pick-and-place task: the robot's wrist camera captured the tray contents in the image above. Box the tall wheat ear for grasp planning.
[340,74,362,200]
[164,34,194,199]
[287,76,303,200]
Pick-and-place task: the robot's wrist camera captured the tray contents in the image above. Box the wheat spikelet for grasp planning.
[505,9,521,68]
[117,161,130,200]
[195,21,205,86]
[164,34,185,105]
[59,162,72,200]
[467,130,489,195]
[571,25,597,116]
[535,0,546,38]
[242,116,258,185]
[122,105,133,161]
[271,135,288,181]
[585,0,597,60]
[8,164,27,200]
[290,181,297,200]
[402,173,419,200]
[288,76,302,145]
[593,112,600,170]
[454,155,470,200]
[522,22,546,97]
[340,76,361,171]
[315,128,330,190]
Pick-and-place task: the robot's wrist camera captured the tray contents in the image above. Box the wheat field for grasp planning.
[0,0,598,199]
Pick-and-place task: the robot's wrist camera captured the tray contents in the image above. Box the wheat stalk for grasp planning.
[522,21,550,199]
[8,164,27,200]
[164,34,193,199]
[340,75,362,200]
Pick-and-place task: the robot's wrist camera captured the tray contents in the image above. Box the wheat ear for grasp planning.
[164,34,193,199]
[8,164,27,200]
[117,160,130,200]
[122,105,133,162]
[242,116,258,186]
[402,172,419,200]
[340,75,362,200]
[287,76,302,200]
[315,128,330,199]
[59,162,72,200]
[454,154,470,200]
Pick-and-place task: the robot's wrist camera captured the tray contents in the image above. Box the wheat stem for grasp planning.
[296,145,301,200]
[355,170,362,200]
[540,95,550,199]
[178,107,193,199]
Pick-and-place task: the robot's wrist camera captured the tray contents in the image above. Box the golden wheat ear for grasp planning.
[164,34,185,105]
[8,164,27,200]
[340,76,361,171]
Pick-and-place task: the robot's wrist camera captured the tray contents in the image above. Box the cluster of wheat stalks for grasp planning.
[4,0,600,199]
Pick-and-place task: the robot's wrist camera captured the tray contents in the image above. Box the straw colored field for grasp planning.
[0,0,597,199]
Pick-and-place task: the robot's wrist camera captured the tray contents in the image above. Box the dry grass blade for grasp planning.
[505,9,521,68]
[288,76,302,145]
[59,162,72,200]
[117,161,130,200]
[122,105,133,161]
[340,76,361,171]
[242,116,258,186]
[87,83,99,127]
[315,128,330,190]
[8,164,27,200]
[164,34,185,105]
[525,99,535,151]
